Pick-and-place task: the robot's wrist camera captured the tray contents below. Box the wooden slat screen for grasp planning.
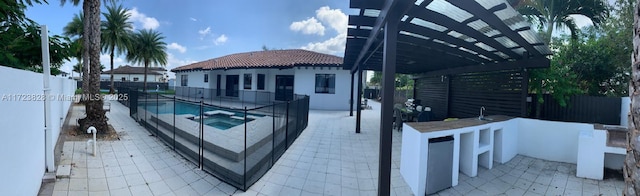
[449,70,525,118]
[414,76,449,120]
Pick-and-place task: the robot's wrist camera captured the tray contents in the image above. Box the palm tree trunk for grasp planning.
[78,0,107,132]
[143,62,148,92]
[109,47,115,94]
[624,1,640,194]
[81,0,89,96]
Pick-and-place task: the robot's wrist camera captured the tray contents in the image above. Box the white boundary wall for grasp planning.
[0,66,75,195]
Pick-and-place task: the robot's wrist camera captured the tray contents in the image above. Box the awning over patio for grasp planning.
[342,1,552,195]
[344,0,551,75]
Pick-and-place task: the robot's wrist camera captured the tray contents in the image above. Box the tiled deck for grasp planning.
[48,100,625,195]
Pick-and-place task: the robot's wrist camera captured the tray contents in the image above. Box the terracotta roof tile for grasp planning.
[171,49,343,72]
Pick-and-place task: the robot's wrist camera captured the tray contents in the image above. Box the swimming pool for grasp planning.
[141,101,264,130]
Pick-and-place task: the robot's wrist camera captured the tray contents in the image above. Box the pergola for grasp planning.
[343,0,551,195]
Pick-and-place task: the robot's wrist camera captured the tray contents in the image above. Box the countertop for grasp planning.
[405,115,514,133]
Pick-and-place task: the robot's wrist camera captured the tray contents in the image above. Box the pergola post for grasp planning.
[350,72,355,116]
[356,67,363,133]
[378,15,398,196]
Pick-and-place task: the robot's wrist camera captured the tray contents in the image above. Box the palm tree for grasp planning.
[101,3,132,94]
[60,0,108,132]
[509,0,609,118]
[510,0,609,44]
[126,29,168,92]
[62,12,88,92]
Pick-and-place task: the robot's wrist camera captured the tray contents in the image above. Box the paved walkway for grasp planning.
[51,101,239,196]
[49,99,625,195]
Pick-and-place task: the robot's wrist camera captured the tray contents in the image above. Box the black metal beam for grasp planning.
[405,7,520,59]
[448,1,542,56]
[348,20,497,63]
[350,0,383,9]
[356,67,363,133]
[351,0,415,74]
[415,56,549,78]
[520,69,529,117]
[378,11,399,196]
[350,72,355,116]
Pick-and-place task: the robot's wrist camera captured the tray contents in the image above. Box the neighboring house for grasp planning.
[171,49,356,110]
[102,65,167,82]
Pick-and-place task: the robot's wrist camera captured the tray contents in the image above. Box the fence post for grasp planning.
[155,93,159,137]
[144,92,148,129]
[271,102,275,165]
[173,96,176,150]
[243,107,247,191]
[297,99,302,137]
[285,101,290,148]
[199,99,204,170]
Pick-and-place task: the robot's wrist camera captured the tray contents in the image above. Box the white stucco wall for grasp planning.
[294,67,352,110]
[517,118,593,164]
[621,97,630,126]
[176,67,352,110]
[0,66,75,195]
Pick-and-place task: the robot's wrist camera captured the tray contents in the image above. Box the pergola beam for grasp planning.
[414,56,550,78]
[405,8,521,59]
[350,0,416,73]
[448,1,542,56]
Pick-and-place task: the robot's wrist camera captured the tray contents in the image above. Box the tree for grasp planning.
[101,3,132,93]
[511,0,609,43]
[511,0,609,117]
[0,0,72,74]
[126,29,168,92]
[369,71,382,87]
[567,27,627,96]
[61,0,109,132]
[72,62,104,78]
[626,1,640,193]
[62,12,88,91]
[594,0,636,96]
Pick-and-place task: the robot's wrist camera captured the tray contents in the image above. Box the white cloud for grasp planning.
[315,6,348,34]
[100,54,125,70]
[167,42,187,53]
[189,17,197,22]
[301,33,346,56]
[198,27,211,40]
[214,34,228,45]
[165,52,197,79]
[127,8,160,30]
[296,6,349,56]
[290,17,325,36]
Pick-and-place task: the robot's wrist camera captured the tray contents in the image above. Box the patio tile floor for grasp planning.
[45,99,625,195]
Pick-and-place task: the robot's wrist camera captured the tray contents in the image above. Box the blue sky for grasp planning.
[25,0,358,78]
[24,0,613,79]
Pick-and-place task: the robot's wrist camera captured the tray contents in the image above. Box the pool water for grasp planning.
[141,101,264,130]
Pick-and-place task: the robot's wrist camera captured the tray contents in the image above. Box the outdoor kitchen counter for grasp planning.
[400,115,519,196]
[405,115,514,133]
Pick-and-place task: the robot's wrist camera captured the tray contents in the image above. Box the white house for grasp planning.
[102,65,167,82]
[171,49,358,110]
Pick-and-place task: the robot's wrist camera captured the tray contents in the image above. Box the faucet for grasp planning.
[479,106,486,120]
[86,126,97,156]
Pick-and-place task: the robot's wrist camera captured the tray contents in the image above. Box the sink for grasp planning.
[478,117,493,121]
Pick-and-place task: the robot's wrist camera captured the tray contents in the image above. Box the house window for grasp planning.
[121,77,126,82]
[244,74,252,90]
[133,77,139,82]
[315,74,335,94]
[204,74,209,83]
[181,75,188,86]
[257,74,265,90]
